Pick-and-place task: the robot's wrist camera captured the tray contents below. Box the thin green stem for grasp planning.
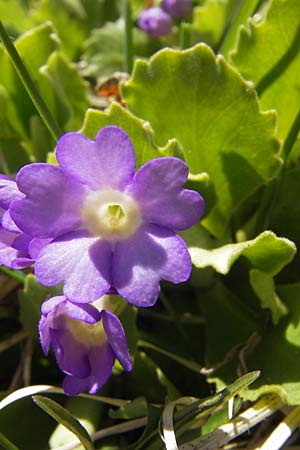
[0,20,62,141]
[0,266,26,283]
[218,0,261,56]
[138,339,203,374]
[159,291,191,348]
[179,22,192,49]
[123,0,133,73]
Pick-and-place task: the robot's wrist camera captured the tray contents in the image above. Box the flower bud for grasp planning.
[138,7,172,37]
[162,0,192,19]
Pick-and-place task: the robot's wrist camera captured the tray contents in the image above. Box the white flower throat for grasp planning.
[81,188,142,240]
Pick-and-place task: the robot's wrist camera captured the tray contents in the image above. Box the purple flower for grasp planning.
[0,175,49,269]
[138,7,172,37]
[162,0,192,18]
[39,295,132,395]
[9,126,204,307]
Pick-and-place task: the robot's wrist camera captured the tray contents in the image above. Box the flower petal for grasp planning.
[129,157,204,230]
[51,328,91,378]
[56,126,136,191]
[39,315,51,355]
[65,301,101,324]
[35,230,112,303]
[41,296,66,315]
[0,175,23,209]
[102,310,132,371]
[113,224,191,307]
[0,228,32,269]
[62,344,115,395]
[2,210,20,232]
[11,163,84,238]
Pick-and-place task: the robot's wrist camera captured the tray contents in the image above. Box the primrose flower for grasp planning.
[9,126,204,307]
[138,7,172,37]
[0,175,48,269]
[39,295,132,395]
[162,0,192,18]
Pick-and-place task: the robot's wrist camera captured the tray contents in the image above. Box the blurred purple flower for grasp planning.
[0,175,49,269]
[39,295,132,395]
[138,7,172,37]
[162,0,192,18]
[9,126,204,307]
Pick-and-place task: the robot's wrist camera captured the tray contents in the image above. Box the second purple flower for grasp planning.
[9,126,204,307]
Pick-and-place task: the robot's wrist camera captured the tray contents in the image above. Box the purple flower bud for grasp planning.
[39,296,132,395]
[162,0,192,19]
[138,7,172,37]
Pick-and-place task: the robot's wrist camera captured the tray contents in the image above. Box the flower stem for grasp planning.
[179,23,192,49]
[0,20,62,142]
[218,0,260,56]
[123,0,133,74]
[0,266,26,283]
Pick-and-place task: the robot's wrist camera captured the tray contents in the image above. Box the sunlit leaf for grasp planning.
[189,230,295,276]
[32,395,94,450]
[122,44,281,237]
[230,0,300,140]
[80,102,183,169]
[190,230,295,322]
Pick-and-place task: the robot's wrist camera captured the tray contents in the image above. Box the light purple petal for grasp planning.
[0,176,23,209]
[28,238,52,259]
[102,310,132,372]
[41,296,66,315]
[0,228,29,268]
[11,163,84,238]
[56,126,135,191]
[39,315,51,355]
[2,210,20,233]
[113,224,191,307]
[51,328,91,378]
[10,257,34,269]
[35,230,112,303]
[62,344,115,395]
[65,301,101,324]
[129,157,205,230]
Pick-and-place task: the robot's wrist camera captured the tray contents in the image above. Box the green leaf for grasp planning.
[249,269,288,324]
[190,230,295,322]
[32,0,87,60]
[49,397,101,449]
[41,50,89,130]
[268,166,300,282]
[192,0,237,49]
[0,22,88,158]
[19,274,62,339]
[0,22,58,142]
[199,279,258,365]
[80,102,183,169]
[122,44,281,237]
[230,0,300,141]
[32,395,94,450]
[0,432,19,450]
[243,283,300,405]
[82,20,160,79]
[109,396,147,420]
[189,230,296,276]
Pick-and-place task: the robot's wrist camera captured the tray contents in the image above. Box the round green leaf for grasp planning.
[122,44,281,237]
